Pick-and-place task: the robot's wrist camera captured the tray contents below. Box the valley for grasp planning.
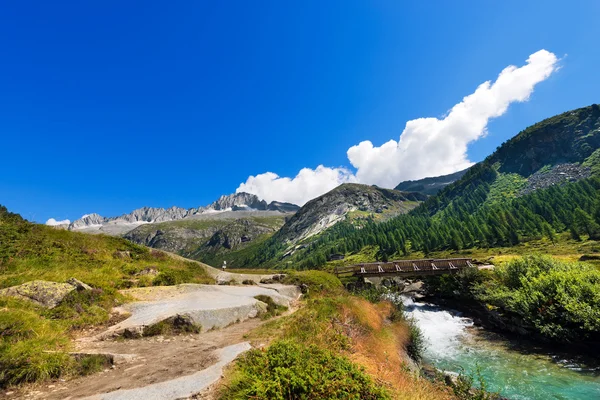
[3,104,600,400]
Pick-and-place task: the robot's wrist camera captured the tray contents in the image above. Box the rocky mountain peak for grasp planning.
[69,213,106,229]
[210,192,267,211]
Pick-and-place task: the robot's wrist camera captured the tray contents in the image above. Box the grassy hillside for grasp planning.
[0,206,212,387]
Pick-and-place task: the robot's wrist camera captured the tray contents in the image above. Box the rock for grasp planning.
[216,274,232,285]
[254,300,268,315]
[113,250,131,259]
[0,280,75,308]
[67,277,92,291]
[520,163,592,196]
[135,267,159,277]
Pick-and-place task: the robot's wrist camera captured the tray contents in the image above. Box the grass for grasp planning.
[582,148,600,175]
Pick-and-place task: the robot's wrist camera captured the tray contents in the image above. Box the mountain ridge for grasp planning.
[61,192,300,235]
[394,168,469,195]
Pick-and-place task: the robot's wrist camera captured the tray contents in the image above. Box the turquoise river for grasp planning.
[401,296,600,399]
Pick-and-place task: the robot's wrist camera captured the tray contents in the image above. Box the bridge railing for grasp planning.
[334,258,474,277]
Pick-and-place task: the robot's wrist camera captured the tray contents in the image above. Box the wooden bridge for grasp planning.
[334,258,475,278]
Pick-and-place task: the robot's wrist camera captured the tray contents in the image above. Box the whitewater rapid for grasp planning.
[397,295,600,400]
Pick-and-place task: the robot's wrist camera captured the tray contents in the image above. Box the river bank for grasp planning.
[400,294,600,399]
[422,293,600,357]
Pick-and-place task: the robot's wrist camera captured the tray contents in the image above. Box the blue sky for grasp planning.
[1,1,599,223]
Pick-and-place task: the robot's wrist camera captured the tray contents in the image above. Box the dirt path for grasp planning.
[11,283,301,400]
[16,317,268,400]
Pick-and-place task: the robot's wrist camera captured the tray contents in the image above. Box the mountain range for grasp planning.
[58,193,300,235]
[41,104,600,270]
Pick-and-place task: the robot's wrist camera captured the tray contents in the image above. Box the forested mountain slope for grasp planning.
[211,184,426,268]
[232,104,600,269]
[124,213,288,266]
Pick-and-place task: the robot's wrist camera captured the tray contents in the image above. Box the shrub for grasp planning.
[405,318,425,363]
[142,315,201,337]
[219,340,390,400]
[152,269,191,286]
[46,288,115,329]
[480,255,600,342]
[73,354,112,376]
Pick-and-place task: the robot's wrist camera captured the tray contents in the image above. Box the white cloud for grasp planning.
[236,165,357,205]
[46,218,71,226]
[347,49,559,187]
[237,50,559,204]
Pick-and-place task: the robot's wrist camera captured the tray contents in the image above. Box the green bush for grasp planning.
[142,315,201,337]
[424,267,488,299]
[74,354,112,376]
[220,340,390,399]
[405,318,425,363]
[152,269,192,286]
[480,255,600,342]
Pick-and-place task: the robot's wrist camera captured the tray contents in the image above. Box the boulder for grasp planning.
[216,273,233,285]
[67,277,92,291]
[0,280,75,308]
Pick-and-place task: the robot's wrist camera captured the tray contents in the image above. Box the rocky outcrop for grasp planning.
[272,183,427,248]
[211,193,266,211]
[0,278,92,308]
[267,201,300,213]
[204,219,275,250]
[519,163,591,196]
